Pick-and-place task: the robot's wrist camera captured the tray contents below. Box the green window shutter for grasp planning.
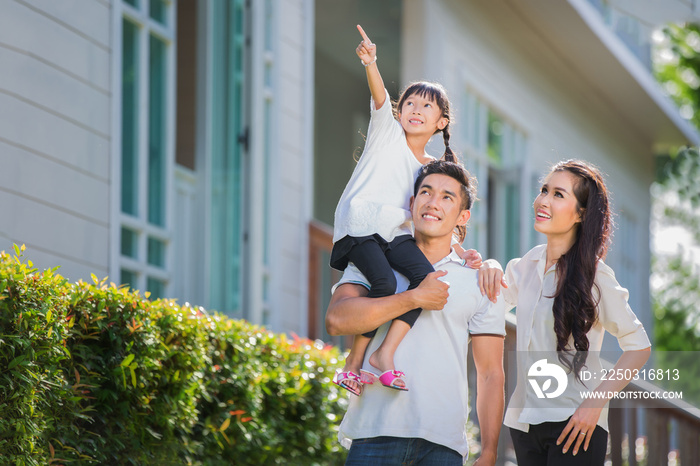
[209,0,246,314]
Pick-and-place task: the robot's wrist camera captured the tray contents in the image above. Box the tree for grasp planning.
[651,146,700,352]
[652,22,700,352]
[650,147,700,403]
[653,23,700,129]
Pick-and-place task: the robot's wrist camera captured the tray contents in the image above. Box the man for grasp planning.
[326,160,506,465]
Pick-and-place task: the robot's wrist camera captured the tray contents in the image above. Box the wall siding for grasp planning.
[0,0,112,280]
[405,0,655,340]
[267,0,312,335]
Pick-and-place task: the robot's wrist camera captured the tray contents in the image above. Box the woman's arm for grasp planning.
[558,262,652,455]
[557,347,651,455]
[356,25,386,109]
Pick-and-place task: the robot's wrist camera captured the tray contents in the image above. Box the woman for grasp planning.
[483,160,650,465]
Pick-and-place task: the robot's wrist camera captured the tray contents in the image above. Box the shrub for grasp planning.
[190,319,347,466]
[57,284,210,464]
[0,245,75,465]
[0,247,346,465]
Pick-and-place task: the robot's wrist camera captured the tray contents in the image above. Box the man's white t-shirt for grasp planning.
[333,250,506,461]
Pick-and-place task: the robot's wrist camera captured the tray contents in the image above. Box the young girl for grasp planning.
[484,160,651,465]
[331,25,480,396]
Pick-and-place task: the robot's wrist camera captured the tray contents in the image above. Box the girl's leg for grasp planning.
[367,319,410,388]
[368,238,434,377]
[386,237,434,326]
[345,240,397,339]
[339,240,397,389]
[338,334,371,394]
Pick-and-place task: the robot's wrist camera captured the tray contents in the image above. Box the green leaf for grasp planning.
[46,309,53,323]
[8,355,26,370]
[145,427,163,440]
[120,354,135,367]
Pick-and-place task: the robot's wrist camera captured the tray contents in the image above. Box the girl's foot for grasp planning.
[335,370,362,396]
[368,348,405,389]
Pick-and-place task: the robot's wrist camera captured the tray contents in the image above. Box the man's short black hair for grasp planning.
[413,160,477,211]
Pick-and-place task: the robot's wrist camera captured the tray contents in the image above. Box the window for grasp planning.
[614,209,640,309]
[175,0,198,171]
[459,90,530,266]
[208,0,247,316]
[586,0,651,70]
[612,11,651,69]
[261,0,274,324]
[117,0,174,298]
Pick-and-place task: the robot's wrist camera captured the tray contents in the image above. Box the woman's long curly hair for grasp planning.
[548,160,613,382]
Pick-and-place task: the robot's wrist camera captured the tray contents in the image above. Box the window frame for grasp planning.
[111,0,176,297]
[458,87,532,265]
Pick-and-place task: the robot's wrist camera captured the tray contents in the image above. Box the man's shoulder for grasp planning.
[438,260,479,280]
[438,261,482,297]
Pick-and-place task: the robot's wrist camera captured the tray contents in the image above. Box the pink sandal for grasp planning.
[334,371,362,396]
[360,369,408,391]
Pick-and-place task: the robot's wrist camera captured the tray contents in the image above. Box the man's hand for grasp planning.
[411,270,450,310]
[473,450,497,466]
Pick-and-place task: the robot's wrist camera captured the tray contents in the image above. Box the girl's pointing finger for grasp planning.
[357,24,372,45]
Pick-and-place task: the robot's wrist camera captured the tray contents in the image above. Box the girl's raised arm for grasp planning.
[356,24,386,109]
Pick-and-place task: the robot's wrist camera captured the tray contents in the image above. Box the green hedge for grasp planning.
[0,246,347,465]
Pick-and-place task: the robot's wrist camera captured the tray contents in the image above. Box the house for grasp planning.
[3,0,700,463]
[2,0,699,350]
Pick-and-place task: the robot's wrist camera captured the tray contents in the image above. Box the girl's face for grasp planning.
[533,170,582,241]
[397,93,448,138]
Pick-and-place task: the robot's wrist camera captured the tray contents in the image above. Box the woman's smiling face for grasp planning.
[533,170,582,240]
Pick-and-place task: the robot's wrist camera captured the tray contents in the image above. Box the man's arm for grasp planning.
[325,270,450,336]
[471,334,505,466]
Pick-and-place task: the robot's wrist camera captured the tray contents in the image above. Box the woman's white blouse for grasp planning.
[502,244,651,433]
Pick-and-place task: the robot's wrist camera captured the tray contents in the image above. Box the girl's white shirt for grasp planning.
[502,244,651,433]
[333,88,431,244]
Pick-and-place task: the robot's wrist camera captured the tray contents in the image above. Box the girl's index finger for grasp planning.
[357,24,371,44]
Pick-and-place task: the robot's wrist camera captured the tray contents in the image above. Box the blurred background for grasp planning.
[1,0,699,463]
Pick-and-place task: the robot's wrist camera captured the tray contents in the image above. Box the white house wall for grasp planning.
[266,0,314,335]
[0,0,112,280]
[403,0,654,333]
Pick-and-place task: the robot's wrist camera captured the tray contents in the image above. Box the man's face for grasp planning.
[410,174,470,239]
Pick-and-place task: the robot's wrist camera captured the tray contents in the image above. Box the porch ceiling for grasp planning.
[315,0,401,82]
[484,0,700,149]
